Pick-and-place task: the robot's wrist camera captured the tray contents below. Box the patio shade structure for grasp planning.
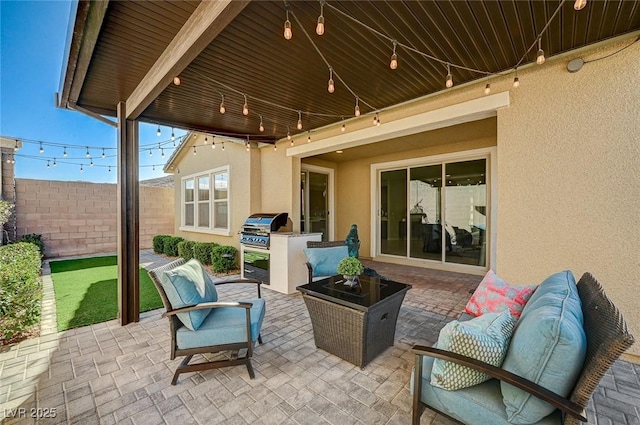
[57,0,640,325]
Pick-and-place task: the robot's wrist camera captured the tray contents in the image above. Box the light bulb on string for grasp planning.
[513,75,520,88]
[284,9,292,40]
[259,115,264,132]
[39,142,44,154]
[156,125,161,136]
[376,113,381,126]
[46,160,50,169]
[193,146,197,155]
[86,147,91,158]
[307,131,311,143]
[14,139,19,151]
[90,159,94,167]
[149,149,153,157]
[574,0,587,10]
[204,136,208,144]
[297,111,303,130]
[372,114,378,126]
[484,83,491,95]
[108,166,111,173]
[219,95,226,114]
[222,140,225,151]
[327,67,335,93]
[341,117,346,132]
[354,98,360,117]
[158,142,162,152]
[161,148,165,157]
[53,158,57,167]
[290,138,294,146]
[536,38,545,65]
[316,1,325,35]
[246,138,250,152]
[102,148,106,158]
[287,127,292,141]
[273,143,278,152]
[390,41,398,70]
[446,63,453,88]
[173,76,181,85]
[171,128,175,141]
[242,95,249,116]
[63,147,67,157]
[212,139,216,149]
[80,164,83,173]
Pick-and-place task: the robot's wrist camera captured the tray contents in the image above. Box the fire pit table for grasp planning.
[298,275,411,368]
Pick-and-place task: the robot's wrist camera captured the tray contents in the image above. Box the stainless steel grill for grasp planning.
[239,213,288,248]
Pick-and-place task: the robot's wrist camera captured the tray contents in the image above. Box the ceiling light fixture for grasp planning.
[219,94,226,114]
[284,9,293,40]
[327,67,335,93]
[536,38,546,65]
[316,1,325,35]
[390,41,398,70]
[242,95,249,115]
[354,98,360,117]
[297,111,303,130]
[446,63,453,88]
[574,0,587,10]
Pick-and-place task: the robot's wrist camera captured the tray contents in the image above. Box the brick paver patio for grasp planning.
[1,251,638,424]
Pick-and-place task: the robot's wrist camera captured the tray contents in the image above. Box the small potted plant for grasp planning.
[337,257,364,287]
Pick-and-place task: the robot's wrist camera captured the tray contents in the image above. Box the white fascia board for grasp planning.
[286,91,510,158]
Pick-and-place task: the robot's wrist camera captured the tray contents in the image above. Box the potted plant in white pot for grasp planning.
[337,257,364,287]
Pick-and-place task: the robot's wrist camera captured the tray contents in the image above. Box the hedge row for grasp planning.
[152,235,238,273]
[0,242,43,342]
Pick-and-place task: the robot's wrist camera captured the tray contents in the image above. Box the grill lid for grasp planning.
[242,213,289,232]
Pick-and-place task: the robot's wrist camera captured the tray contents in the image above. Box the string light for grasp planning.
[574,0,587,10]
[297,111,303,130]
[152,164,156,171]
[242,95,249,116]
[246,137,250,151]
[316,1,325,35]
[372,114,378,126]
[204,136,208,144]
[171,128,175,141]
[161,148,165,157]
[80,164,83,173]
[259,115,264,132]
[327,67,335,93]
[307,131,311,143]
[219,94,226,114]
[156,125,161,136]
[287,127,292,141]
[290,137,294,146]
[222,140,225,151]
[513,71,520,88]
[149,149,153,156]
[14,139,19,151]
[376,112,381,126]
[446,63,453,88]
[90,159,94,167]
[354,98,360,116]
[39,142,44,154]
[85,147,91,158]
[284,9,292,40]
[212,139,216,149]
[390,41,398,70]
[536,38,546,65]
[108,166,111,173]
[63,147,67,157]
[101,148,106,158]
[46,160,50,168]
[173,76,181,85]
[193,146,197,155]
[484,83,491,95]
[341,117,346,132]
[53,158,57,167]
[273,143,277,152]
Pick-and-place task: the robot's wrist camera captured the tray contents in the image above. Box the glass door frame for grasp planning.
[370,147,497,272]
[301,164,335,241]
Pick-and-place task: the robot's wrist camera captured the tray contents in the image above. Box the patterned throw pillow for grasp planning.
[465,270,536,319]
[430,310,516,390]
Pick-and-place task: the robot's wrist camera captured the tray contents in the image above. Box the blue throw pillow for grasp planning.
[303,246,348,277]
[501,270,586,424]
[159,259,218,331]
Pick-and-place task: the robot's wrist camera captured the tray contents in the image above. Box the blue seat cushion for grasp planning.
[411,356,561,425]
[176,298,265,350]
[304,246,348,277]
[501,270,586,424]
[159,259,218,331]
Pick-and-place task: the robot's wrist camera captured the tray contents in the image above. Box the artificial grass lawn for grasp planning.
[50,256,163,331]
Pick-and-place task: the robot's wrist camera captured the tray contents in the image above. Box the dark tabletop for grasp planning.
[298,274,411,311]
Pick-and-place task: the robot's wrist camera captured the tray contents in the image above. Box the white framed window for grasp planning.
[181,166,230,235]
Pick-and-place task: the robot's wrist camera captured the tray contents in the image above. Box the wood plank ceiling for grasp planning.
[75,0,640,141]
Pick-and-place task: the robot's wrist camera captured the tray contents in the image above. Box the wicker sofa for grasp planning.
[411,272,635,425]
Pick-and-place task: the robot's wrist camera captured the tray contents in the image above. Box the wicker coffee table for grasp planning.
[298,275,411,368]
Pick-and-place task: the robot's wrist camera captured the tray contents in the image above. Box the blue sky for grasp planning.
[0,0,184,183]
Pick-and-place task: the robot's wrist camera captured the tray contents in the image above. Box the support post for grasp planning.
[117,101,140,325]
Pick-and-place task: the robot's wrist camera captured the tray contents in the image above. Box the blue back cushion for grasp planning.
[501,270,586,424]
[159,259,218,331]
[304,246,349,277]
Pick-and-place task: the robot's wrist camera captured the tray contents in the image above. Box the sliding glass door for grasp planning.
[378,157,487,268]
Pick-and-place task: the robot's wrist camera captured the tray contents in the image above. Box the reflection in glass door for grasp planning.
[378,157,487,268]
[301,170,329,241]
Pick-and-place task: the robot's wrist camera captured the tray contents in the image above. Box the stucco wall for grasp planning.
[495,40,640,357]
[170,135,259,247]
[14,178,174,258]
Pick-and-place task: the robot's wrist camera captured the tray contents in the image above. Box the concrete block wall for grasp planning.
[14,179,174,258]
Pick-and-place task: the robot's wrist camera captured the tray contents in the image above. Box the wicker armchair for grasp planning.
[148,258,265,385]
[411,273,635,425]
[304,240,385,283]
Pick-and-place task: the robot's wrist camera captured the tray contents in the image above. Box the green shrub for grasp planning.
[15,233,45,258]
[0,242,42,342]
[163,236,184,257]
[177,240,195,261]
[152,234,172,254]
[211,246,238,273]
[193,242,218,265]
